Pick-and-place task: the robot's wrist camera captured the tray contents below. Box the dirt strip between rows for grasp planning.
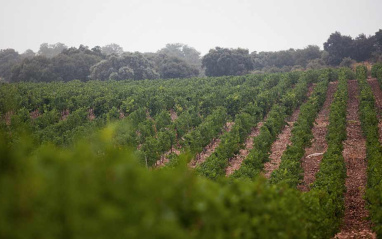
[335,80,375,239]
[155,147,181,168]
[225,121,264,176]
[263,107,300,178]
[263,84,315,179]
[188,121,234,168]
[298,81,337,191]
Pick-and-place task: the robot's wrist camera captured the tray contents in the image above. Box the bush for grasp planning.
[339,57,355,68]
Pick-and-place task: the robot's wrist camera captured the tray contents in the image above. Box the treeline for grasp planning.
[0,43,202,83]
[0,30,381,82]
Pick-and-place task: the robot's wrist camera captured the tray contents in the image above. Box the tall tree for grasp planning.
[0,49,21,81]
[38,43,68,58]
[158,43,201,68]
[10,56,57,82]
[151,53,199,79]
[101,43,124,56]
[90,52,159,81]
[376,29,382,50]
[202,47,253,77]
[21,49,36,59]
[323,32,353,66]
[351,34,376,62]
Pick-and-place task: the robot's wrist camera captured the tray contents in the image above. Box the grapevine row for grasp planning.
[230,72,314,180]
[357,65,382,236]
[197,73,299,180]
[270,72,329,186]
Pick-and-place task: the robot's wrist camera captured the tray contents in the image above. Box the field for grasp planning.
[1,66,382,238]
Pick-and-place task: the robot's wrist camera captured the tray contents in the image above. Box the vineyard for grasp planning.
[1,65,382,238]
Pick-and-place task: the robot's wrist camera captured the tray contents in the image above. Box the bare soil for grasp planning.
[170,109,178,122]
[225,121,264,176]
[61,109,70,120]
[298,82,337,191]
[263,108,300,178]
[119,111,125,119]
[367,78,382,143]
[30,109,40,119]
[154,147,182,168]
[88,108,95,121]
[4,111,13,126]
[335,80,375,239]
[188,121,234,168]
[263,84,315,178]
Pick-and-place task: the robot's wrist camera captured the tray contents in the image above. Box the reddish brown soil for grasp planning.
[298,82,338,191]
[88,108,95,121]
[335,80,375,239]
[61,109,70,120]
[170,109,178,122]
[263,84,315,178]
[263,108,300,178]
[225,121,264,176]
[4,111,13,126]
[30,109,40,119]
[119,111,125,119]
[189,121,234,168]
[367,78,382,143]
[155,147,181,168]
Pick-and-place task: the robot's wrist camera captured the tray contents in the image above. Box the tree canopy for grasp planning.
[202,47,253,77]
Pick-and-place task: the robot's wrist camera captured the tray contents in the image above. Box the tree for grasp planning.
[10,56,57,82]
[375,29,382,51]
[158,43,201,68]
[11,45,102,82]
[52,46,102,81]
[339,57,355,68]
[101,43,124,56]
[294,45,321,67]
[351,34,375,62]
[21,49,36,59]
[0,49,21,81]
[156,54,199,79]
[38,42,68,58]
[89,52,159,81]
[323,31,353,66]
[306,58,327,70]
[202,47,253,77]
[251,45,322,71]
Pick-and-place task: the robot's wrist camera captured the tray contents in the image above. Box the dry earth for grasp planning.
[298,82,337,191]
[188,121,234,168]
[263,84,315,178]
[335,80,375,239]
[225,121,264,176]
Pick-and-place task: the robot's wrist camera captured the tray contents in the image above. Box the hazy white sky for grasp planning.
[1,0,381,55]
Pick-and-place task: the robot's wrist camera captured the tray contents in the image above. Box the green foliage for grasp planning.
[11,46,102,82]
[324,32,376,65]
[357,66,382,236]
[231,73,311,180]
[356,65,368,80]
[339,57,355,68]
[0,128,351,239]
[202,47,254,77]
[197,73,299,180]
[0,69,367,238]
[371,63,382,78]
[90,53,160,81]
[270,72,329,187]
[155,54,199,79]
[309,70,348,235]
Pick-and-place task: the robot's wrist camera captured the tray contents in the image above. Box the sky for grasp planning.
[1,0,381,55]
